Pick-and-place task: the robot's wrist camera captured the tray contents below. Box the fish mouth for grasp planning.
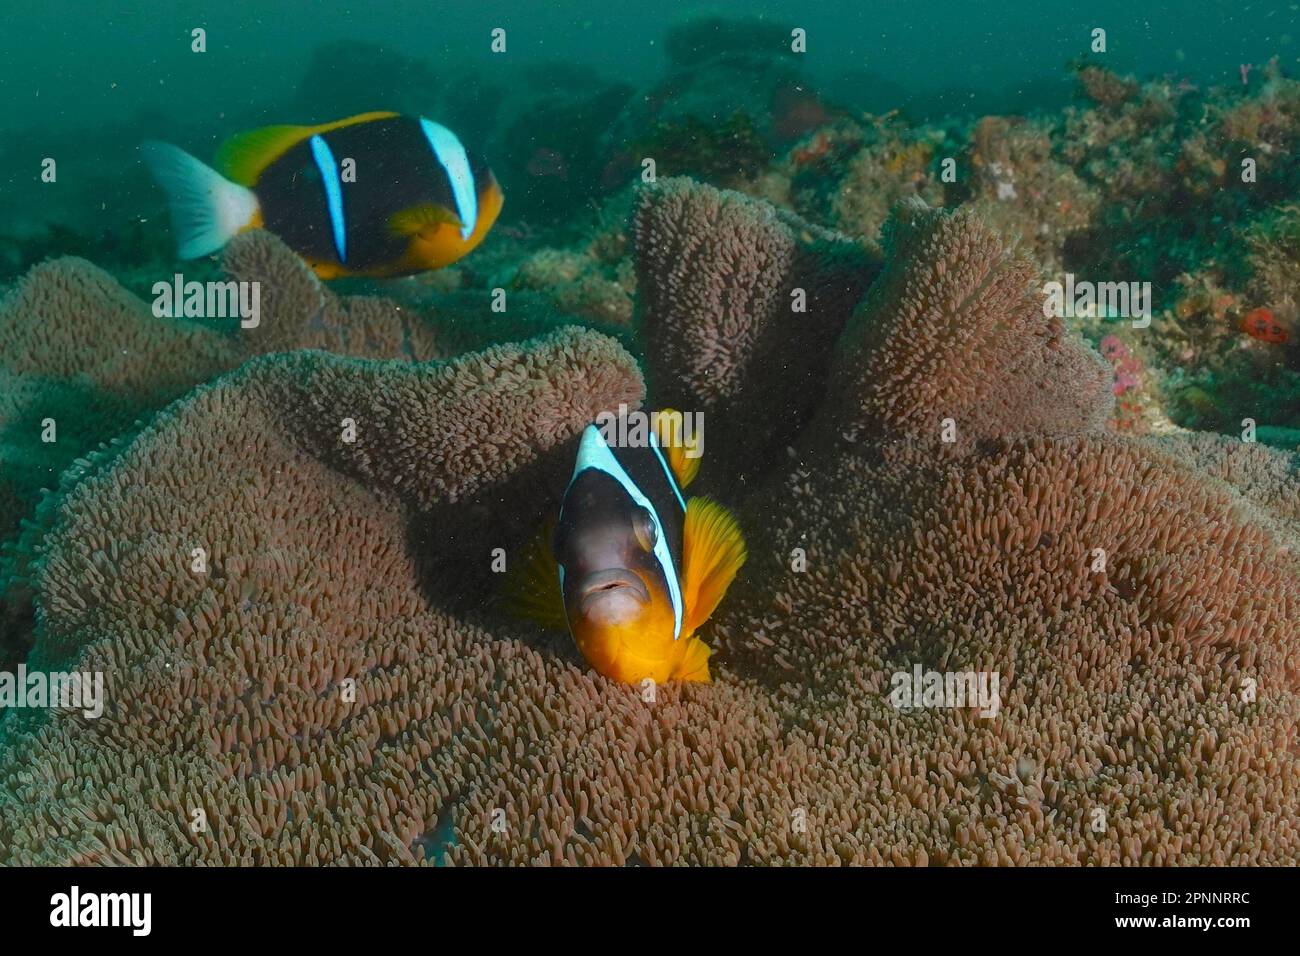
[578,570,649,616]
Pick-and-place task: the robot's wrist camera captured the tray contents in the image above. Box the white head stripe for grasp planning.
[418,118,477,241]
[648,430,687,512]
[570,426,684,639]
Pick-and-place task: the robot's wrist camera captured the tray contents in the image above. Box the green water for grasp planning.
[1,0,1295,265]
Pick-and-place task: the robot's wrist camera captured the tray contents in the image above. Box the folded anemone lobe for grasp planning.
[0,258,245,654]
[0,230,440,394]
[0,231,464,672]
[634,177,875,479]
[258,334,645,509]
[0,231,441,537]
[0,256,239,394]
[829,200,1114,447]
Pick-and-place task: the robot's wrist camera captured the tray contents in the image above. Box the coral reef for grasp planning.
[490,67,634,221]
[1242,203,1300,353]
[636,52,1300,448]
[511,242,636,330]
[1099,335,1155,433]
[598,15,829,190]
[829,118,947,253]
[1,180,1297,866]
[1075,65,1140,109]
[606,16,804,149]
[964,115,1100,274]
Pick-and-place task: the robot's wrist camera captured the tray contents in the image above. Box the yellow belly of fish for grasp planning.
[577,628,711,685]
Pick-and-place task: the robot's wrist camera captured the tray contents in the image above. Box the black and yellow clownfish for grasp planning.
[506,411,746,684]
[141,111,503,279]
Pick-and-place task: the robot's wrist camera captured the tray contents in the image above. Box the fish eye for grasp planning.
[633,507,658,553]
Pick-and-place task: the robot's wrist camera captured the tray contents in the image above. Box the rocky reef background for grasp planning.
[1,15,1298,865]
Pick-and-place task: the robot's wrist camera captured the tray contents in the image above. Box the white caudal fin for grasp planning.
[140,140,260,259]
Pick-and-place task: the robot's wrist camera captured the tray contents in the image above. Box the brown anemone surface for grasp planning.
[0,181,1296,865]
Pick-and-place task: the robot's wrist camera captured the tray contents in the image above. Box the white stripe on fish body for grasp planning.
[419,117,477,241]
[569,425,685,640]
[309,134,347,263]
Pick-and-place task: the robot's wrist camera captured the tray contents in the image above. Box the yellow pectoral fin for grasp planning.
[681,497,747,635]
[388,203,464,238]
[501,519,569,632]
[673,635,713,683]
[405,177,505,272]
[216,111,400,186]
[652,408,701,488]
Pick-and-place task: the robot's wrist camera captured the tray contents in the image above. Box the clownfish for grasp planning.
[141,111,502,279]
[1240,307,1289,345]
[506,411,746,684]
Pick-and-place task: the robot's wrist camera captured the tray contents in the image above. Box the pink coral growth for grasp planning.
[1100,334,1143,395]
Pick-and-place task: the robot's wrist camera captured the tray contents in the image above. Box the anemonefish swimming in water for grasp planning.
[506,411,746,684]
[141,111,502,279]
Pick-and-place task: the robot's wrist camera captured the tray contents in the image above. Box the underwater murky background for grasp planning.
[3,1,1296,246]
[4,1,1293,132]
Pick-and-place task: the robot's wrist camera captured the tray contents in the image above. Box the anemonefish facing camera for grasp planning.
[141,111,502,278]
[506,411,746,684]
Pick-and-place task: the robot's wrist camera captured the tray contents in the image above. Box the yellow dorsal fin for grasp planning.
[388,202,462,238]
[501,518,569,632]
[215,111,400,186]
[681,497,746,635]
[652,408,702,489]
[215,125,313,186]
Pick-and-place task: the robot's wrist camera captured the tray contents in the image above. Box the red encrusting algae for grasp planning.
[1240,306,1289,344]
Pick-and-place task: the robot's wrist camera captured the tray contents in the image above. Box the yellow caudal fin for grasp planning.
[388,202,463,238]
[680,497,746,635]
[215,111,400,186]
[501,519,568,632]
[652,408,702,489]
